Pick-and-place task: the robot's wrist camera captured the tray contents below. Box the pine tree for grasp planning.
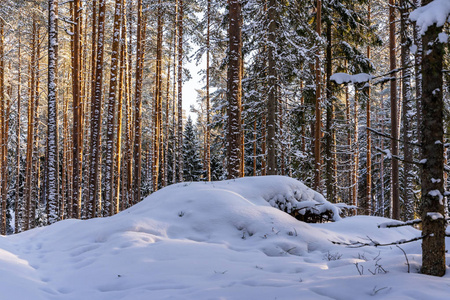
[182,117,203,182]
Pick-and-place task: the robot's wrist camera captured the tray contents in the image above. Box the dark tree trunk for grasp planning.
[389,0,399,219]
[420,0,446,276]
[266,0,277,175]
[226,0,243,179]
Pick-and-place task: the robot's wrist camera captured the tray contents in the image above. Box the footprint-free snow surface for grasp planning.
[2,176,450,299]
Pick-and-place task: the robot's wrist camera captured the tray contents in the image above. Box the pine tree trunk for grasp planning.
[389,0,399,219]
[163,44,171,187]
[227,0,243,179]
[114,0,127,214]
[25,19,38,230]
[172,22,178,184]
[72,0,83,219]
[133,0,146,203]
[314,0,322,190]
[177,0,184,182]
[413,0,422,157]
[205,0,211,181]
[266,0,277,175]
[0,18,5,234]
[15,34,22,233]
[105,0,123,215]
[420,0,446,276]
[366,1,372,215]
[153,1,163,191]
[325,20,334,202]
[88,0,107,218]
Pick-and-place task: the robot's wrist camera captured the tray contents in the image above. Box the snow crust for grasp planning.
[410,0,450,35]
[1,176,449,299]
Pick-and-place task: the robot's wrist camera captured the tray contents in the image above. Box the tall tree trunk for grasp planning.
[88,0,107,218]
[177,0,184,182]
[115,0,127,214]
[153,0,163,191]
[72,0,83,219]
[105,0,123,215]
[353,92,359,212]
[325,19,334,202]
[0,18,5,234]
[133,0,146,203]
[420,0,446,276]
[24,20,37,231]
[205,0,211,181]
[172,19,178,184]
[366,1,372,215]
[32,25,41,228]
[314,0,322,190]
[227,0,243,179]
[266,0,277,175]
[15,33,22,233]
[389,0,399,219]
[413,0,422,156]
[47,0,59,224]
[400,0,413,220]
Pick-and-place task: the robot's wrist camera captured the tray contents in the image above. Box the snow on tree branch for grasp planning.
[410,0,450,35]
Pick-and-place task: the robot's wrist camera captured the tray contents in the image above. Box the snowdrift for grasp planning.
[1,176,449,299]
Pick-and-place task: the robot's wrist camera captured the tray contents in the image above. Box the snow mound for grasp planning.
[0,175,449,299]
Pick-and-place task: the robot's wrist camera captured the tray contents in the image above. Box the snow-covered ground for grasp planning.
[1,176,449,299]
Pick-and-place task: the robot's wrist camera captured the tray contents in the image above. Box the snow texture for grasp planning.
[1,176,449,299]
[330,73,372,84]
[410,0,450,35]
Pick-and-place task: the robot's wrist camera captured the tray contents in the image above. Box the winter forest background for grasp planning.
[0,0,449,273]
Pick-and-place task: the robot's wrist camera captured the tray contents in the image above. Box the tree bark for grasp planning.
[105,0,123,215]
[88,0,107,218]
[325,19,334,202]
[400,0,413,220]
[177,0,184,182]
[0,18,5,234]
[133,0,146,203]
[47,0,59,224]
[366,1,372,215]
[314,0,322,190]
[420,0,446,276]
[205,0,211,181]
[72,0,83,219]
[266,0,277,175]
[227,0,243,179]
[389,0,399,219]
[15,33,22,233]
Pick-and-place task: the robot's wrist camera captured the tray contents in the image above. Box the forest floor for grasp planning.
[1,176,449,299]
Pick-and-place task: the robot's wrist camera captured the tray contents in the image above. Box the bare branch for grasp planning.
[331,235,425,248]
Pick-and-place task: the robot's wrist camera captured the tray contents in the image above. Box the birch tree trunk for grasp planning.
[47,0,59,224]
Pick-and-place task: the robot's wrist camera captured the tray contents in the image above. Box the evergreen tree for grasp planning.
[183,116,203,181]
